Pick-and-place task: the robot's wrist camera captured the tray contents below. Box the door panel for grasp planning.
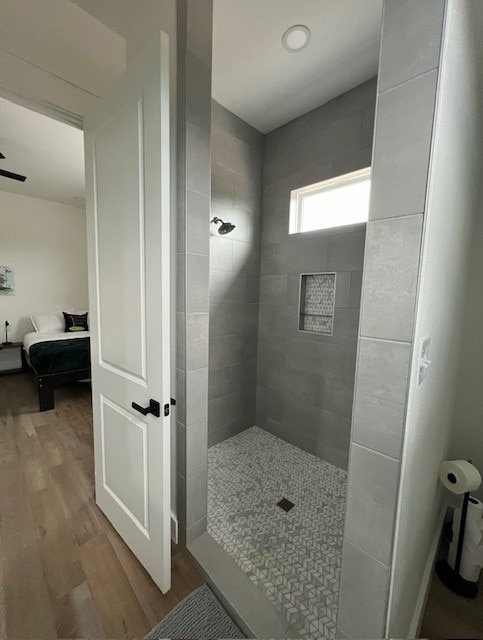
[95,98,146,379]
[101,397,148,530]
[84,33,171,592]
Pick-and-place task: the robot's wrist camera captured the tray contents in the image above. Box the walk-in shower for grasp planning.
[205,76,375,636]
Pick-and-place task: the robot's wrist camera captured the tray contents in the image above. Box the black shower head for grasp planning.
[211,216,236,235]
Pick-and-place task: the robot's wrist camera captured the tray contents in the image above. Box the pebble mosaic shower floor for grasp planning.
[207,426,347,638]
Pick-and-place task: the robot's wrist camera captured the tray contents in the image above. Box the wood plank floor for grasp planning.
[0,373,203,639]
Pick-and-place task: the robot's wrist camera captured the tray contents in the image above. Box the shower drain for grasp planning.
[277,497,295,512]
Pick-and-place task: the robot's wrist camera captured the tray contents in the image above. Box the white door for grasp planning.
[84,33,171,593]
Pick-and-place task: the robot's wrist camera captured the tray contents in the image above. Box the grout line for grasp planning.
[378,66,439,97]
[358,335,411,347]
[350,441,400,463]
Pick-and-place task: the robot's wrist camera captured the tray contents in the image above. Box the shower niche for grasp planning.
[298,272,336,335]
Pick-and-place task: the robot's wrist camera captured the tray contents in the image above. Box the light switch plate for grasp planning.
[418,336,431,386]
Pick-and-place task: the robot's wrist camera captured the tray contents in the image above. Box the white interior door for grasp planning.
[84,33,171,593]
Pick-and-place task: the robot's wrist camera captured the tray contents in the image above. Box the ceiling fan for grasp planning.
[0,152,27,182]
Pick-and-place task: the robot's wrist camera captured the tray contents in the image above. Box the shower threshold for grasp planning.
[207,426,347,638]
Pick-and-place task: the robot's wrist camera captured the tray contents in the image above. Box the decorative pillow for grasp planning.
[63,312,89,333]
[31,310,73,333]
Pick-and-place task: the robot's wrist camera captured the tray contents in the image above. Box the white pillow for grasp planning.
[30,309,74,334]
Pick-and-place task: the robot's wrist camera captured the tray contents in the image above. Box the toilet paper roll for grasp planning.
[448,496,483,582]
[439,460,482,495]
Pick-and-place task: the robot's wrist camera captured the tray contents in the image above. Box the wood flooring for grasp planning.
[0,373,203,639]
[420,540,483,638]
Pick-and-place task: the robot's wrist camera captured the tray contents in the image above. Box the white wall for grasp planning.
[387,1,483,636]
[451,126,483,496]
[0,190,88,346]
[0,0,126,124]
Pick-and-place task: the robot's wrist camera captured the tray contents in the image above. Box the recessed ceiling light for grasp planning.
[282,25,311,53]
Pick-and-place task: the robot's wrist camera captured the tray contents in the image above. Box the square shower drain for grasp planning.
[277,497,295,512]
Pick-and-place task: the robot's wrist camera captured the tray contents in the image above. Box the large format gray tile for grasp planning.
[208,420,250,447]
[177,311,186,366]
[186,418,208,478]
[212,162,235,205]
[285,337,347,378]
[186,189,209,255]
[344,443,399,564]
[259,274,288,305]
[337,539,389,639]
[186,339,209,371]
[352,338,411,458]
[186,122,211,195]
[209,302,258,338]
[210,236,233,272]
[360,214,423,342]
[186,0,213,66]
[209,334,244,368]
[186,468,208,528]
[208,365,231,401]
[208,391,245,432]
[186,312,209,344]
[186,367,208,425]
[234,172,261,212]
[327,230,366,271]
[378,0,445,93]
[210,271,247,304]
[176,367,186,424]
[336,77,378,117]
[232,240,260,275]
[370,71,438,220]
[335,272,351,308]
[349,271,363,308]
[186,516,207,545]
[186,52,211,132]
[186,253,209,313]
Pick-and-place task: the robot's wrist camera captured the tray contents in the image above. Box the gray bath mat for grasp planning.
[146,583,245,639]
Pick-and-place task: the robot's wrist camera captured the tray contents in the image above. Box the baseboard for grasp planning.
[171,512,178,544]
[409,506,446,638]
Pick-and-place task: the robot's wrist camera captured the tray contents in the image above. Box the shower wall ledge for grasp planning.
[187,533,298,639]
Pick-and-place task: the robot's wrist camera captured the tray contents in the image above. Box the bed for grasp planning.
[23,330,91,411]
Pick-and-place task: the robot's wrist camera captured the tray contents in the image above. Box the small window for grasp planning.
[289,167,371,234]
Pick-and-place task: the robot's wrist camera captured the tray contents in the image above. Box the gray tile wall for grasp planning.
[208,101,264,446]
[176,0,213,545]
[336,1,445,638]
[256,79,377,470]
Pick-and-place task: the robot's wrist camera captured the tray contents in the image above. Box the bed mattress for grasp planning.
[23,331,91,375]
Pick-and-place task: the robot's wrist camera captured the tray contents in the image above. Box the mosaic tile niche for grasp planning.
[299,273,336,334]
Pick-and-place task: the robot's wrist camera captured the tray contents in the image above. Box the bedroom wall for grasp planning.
[0,190,88,357]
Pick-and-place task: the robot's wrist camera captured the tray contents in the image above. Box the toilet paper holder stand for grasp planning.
[436,462,479,598]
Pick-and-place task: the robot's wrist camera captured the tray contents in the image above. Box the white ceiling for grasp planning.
[0,97,85,208]
[212,0,383,133]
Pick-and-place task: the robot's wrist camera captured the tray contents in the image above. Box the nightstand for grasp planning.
[0,341,25,375]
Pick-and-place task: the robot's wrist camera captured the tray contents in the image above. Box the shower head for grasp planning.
[211,216,236,235]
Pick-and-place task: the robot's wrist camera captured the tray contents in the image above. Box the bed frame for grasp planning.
[21,347,90,412]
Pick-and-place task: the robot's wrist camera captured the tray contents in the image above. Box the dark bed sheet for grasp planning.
[29,337,91,375]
